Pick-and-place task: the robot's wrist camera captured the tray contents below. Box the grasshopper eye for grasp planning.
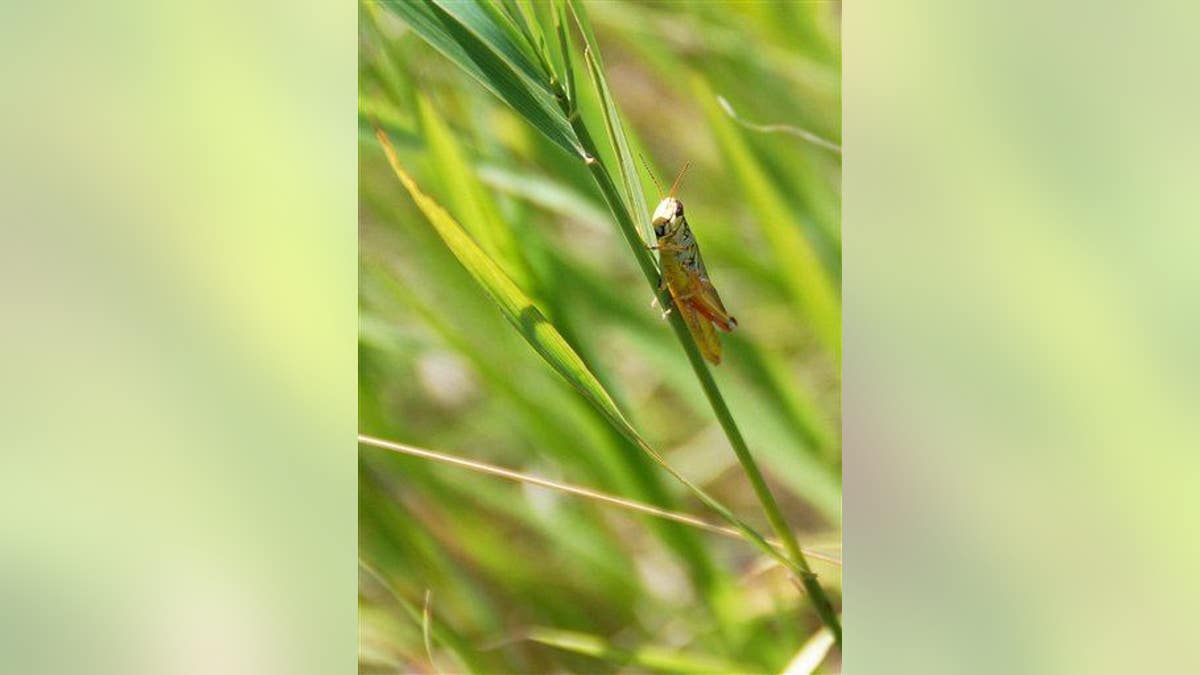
[675,201,684,217]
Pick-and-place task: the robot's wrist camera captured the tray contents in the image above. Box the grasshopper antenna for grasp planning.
[668,161,691,199]
[638,152,664,199]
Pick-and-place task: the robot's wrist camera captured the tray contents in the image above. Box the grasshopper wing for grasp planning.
[679,298,722,365]
[684,251,738,332]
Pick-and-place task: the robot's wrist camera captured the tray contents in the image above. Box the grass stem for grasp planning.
[358,433,841,567]
[560,94,842,647]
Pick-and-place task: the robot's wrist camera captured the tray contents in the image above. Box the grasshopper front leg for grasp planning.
[652,286,695,320]
[652,300,674,318]
[650,275,670,309]
[647,242,689,252]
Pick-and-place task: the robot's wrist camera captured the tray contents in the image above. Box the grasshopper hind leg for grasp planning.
[678,302,721,365]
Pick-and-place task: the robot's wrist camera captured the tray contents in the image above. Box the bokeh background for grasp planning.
[0,2,354,674]
[844,2,1200,673]
[358,1,843,672]
[2,1,1199,674]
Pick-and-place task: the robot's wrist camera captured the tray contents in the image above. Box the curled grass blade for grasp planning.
[717,95,842,155]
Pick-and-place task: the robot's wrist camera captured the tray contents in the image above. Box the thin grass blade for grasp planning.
[416,94,530,288]
[780,627,836,675]
[438,0,548,85]
[550,13,843,647]
[527,627,748,674]
[569,0,653,245]
[359,559,483,674]
[694,76,842,364]
[358,433,843,567]
[421,590,438,675]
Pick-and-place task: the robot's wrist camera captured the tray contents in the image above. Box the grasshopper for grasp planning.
[647,162,738,365]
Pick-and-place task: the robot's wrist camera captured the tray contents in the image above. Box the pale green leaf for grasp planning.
[528,627,748,674]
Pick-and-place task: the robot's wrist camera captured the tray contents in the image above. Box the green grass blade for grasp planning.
[362,0,845,667]
[717,95,842,154]
[373,125,796,578]
[553,0,576,107]
[435,0,547,85]
[551,7,843,647]
[360,1,414,109]
[421,590,437,674]
[468,170,842,483]
[726,337,839,464]
[779,627,836,675]
[360,559,484,674]
[569,0,653,245]
[477,163,610,228]
[380,0,583,159]
[527,627,748,674]
[416,94,530,288]
[694,76,842,364]
[358,434,843,568]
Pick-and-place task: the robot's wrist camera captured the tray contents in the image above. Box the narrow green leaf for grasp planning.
[694,75,842,365]
[357,94,419,148]
[416,94,530,288]
[381,0,583,159]
[442,0,548,85]
[570,0,653,245]
[527,627,747,674]
[551,11,843,646]
[360,0,414,109]
[553,0,576,107]
[360,559,484,674]
[727,337,838,463]
[500,0,554,79]
[476,164,610,229]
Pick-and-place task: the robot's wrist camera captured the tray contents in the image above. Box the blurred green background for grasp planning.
[358,1,843,672]
[844,3,1200,673]
[9,1,1200,674]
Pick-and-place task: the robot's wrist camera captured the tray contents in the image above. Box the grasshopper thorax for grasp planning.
[651,197,684,237]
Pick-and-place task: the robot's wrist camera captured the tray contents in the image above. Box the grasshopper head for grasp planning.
[651,197,684,237]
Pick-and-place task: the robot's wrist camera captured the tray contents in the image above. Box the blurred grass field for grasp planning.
[358,2,842,672]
